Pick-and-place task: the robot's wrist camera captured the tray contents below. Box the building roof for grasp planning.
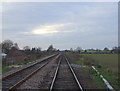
[0,53,7,57]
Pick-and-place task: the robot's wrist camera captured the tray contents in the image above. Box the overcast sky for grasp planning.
[1,2,118,50]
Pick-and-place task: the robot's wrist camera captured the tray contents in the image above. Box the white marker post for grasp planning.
[91,66,115,91]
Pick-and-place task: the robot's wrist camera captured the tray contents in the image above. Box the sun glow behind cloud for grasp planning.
[32,29,59,34]
[29,23,72,35]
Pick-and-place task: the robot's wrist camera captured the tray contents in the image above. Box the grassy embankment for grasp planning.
[2,52,57,73]
[65,52,119,90]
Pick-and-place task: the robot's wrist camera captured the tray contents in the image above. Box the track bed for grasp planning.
[51,55,83,91]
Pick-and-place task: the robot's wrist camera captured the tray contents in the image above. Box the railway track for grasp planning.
[50,54,83,91]
[2,54,60,91]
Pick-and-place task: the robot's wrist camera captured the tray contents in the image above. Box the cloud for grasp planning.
[0,3,3,13]
[0,7,2,13]
[2,2,117,49]
[23,23,72,35]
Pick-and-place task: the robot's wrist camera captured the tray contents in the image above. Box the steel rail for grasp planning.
[2,54,58,80]
[65,56,83,91]
[50,55,83,91]
[8,62,49,91]
[3,54,60,91]
[49,57,61,91]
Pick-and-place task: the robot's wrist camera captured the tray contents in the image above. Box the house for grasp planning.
[0,53,7,59]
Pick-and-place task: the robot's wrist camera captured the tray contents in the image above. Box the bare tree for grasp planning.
[111,46,118,54]
[37,47,41,52]
[75,47,82,53]
[23,46,30,51]
[70,48,73,52]
[104,47,109,51]
[13,43,19,50]
[31,47,36,52]
[47,45,54,52]
[2,40,13,54]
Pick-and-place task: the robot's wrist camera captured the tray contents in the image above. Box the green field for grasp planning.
[65,53,119,90]
[80,54,118,73]
[80,54,119,90]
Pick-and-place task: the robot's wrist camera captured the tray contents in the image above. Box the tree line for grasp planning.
[1,40,58,66]
[0,40,58,55]
[0,39,120,55]
[68,46,120,54]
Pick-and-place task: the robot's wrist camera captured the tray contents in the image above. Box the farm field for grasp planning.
[80,54,119,90]
[80,54,118,73]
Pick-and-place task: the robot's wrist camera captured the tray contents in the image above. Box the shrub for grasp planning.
[97,64,102,68]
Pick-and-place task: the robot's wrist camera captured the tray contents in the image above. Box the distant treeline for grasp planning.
[65,47,120,54]
[1,40,58,66]
[0,39,119,54]
[0,40,58,55]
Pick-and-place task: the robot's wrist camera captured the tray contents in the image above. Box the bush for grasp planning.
[97,64,102,68]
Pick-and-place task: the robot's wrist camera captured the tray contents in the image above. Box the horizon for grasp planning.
[1,39,117,51]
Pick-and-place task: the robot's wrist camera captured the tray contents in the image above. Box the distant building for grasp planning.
[0,53,7,59]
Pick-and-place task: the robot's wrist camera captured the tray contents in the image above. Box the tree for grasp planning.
[2,40,13,54]
[118,46,120,54]
[23,46,30,51]
[75,47,82,53]
[84,50,87,53]
[70,48,73,52]
[37,47,41,52]
[31,47,36,52]
[104,47,109,51]
[47,45,54,52]
[11,43,19,51]
[31,47,41,52]
[13,43,19,50]
[111,46,118,54]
